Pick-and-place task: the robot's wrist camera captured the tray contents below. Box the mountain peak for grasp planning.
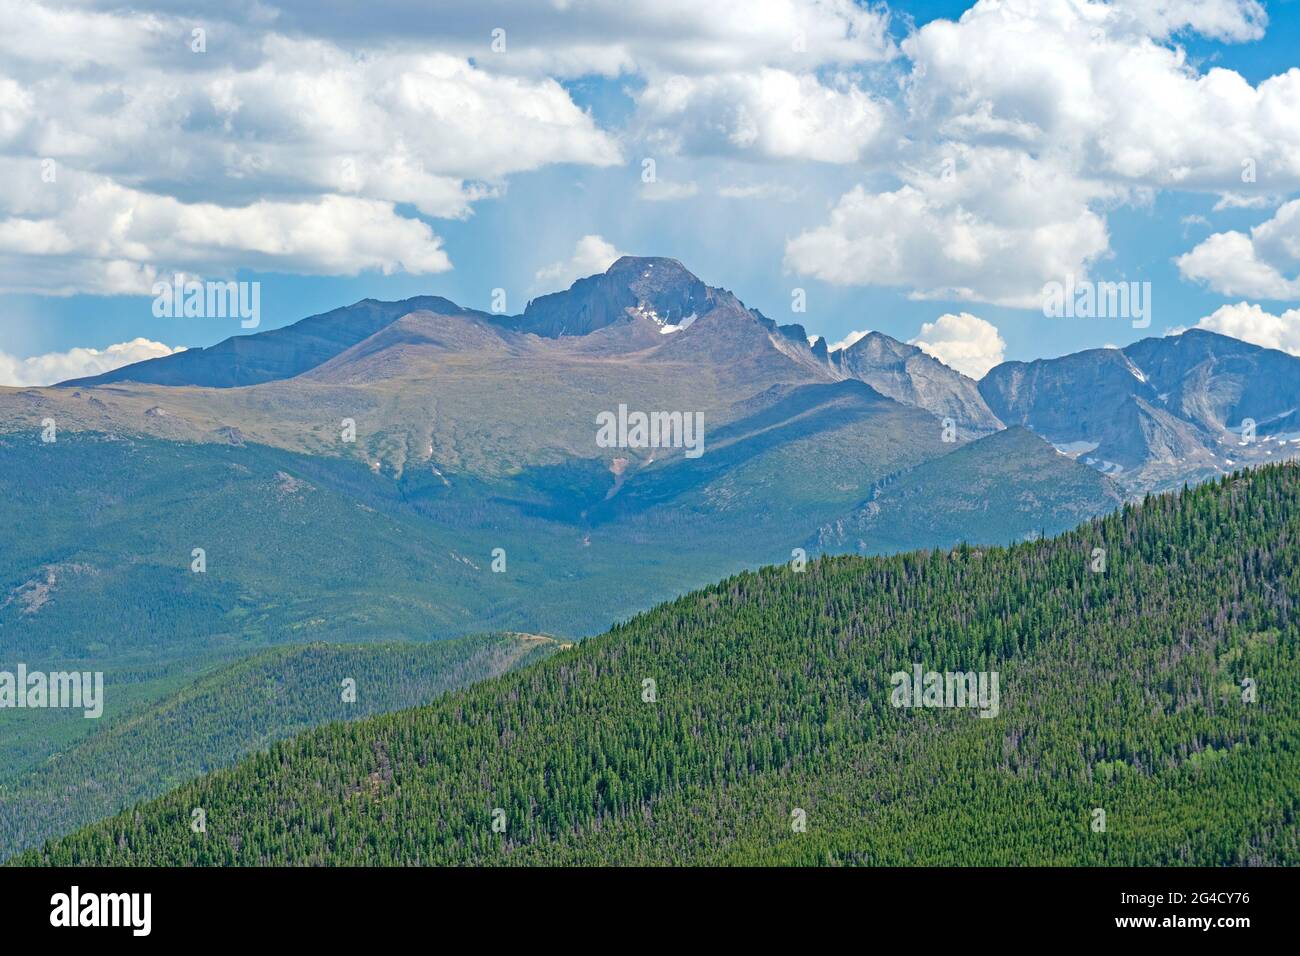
[517,255,712,338]
[834,330,915,363]
[606,254,692,275]
[829,328,1003,433]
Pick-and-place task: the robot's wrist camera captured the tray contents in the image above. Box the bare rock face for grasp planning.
[215,426,246,446]
[831,332,1003,434]
[980,330,1300,492]
[1,563,97,615]
[513,256,712,338]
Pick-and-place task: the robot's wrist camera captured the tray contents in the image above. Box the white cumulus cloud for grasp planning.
[534,235,626,291]
[827,329,871,352]
[105,0,895,79]
[0,3,624,295]
[785,147,1114,307]
[1176,200,1300,298]
[900,0,1295,192]
[0,338,183,386]
[0,164,453,295]
[1189,301,1300,355]
[637,69,890,163]
[783,0,1300,306]
[908,312,1006,378]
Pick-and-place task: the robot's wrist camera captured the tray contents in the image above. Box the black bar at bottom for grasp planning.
[0,865,1290,942]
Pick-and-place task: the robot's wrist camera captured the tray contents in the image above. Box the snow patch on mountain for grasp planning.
[659,312,697,334]
[1053,440,1100,457]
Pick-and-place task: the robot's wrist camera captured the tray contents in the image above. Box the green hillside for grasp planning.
[0,431,585,659]
[0,419,938,662]
[2,418,1116,784]
[0,634,561,861]
[19,464,1298,866]
[810,427,1125,556]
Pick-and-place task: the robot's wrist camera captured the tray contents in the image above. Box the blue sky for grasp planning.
[2,0,1300,383]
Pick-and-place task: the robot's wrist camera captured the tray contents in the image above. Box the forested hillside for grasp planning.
[20,466,1299,866]
[0,635,560,861]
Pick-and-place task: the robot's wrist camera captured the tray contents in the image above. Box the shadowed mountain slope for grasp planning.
[811,426,1124,555]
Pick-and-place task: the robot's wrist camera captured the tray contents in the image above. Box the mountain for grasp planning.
[587,380,951,532]
[0,635,561,862]
[43,258,996,451]
[0,381,1005,664]
[0,248,1131,855]
[59,296,491,389]
[49,265,1296,496]
[8,255,1299,866]
[4,259,1260,758]
[0,432,547,660]
[980,330,1300,492]
[21,464,1298,866]
[2,261,1091,614]
[56,257,769,386]
[13,265,1286,665]
[510,255,712,338]
[830,331,1002,434]
[1124,329,1300,438]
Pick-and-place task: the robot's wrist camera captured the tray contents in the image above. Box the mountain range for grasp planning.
[3,254,1296,661]
[48,256,1299,495]
[980,329,1300,490]
[0,258,1137,667]
[3,253,1299,864]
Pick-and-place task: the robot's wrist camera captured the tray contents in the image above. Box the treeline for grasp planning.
[17,466,1299,865]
